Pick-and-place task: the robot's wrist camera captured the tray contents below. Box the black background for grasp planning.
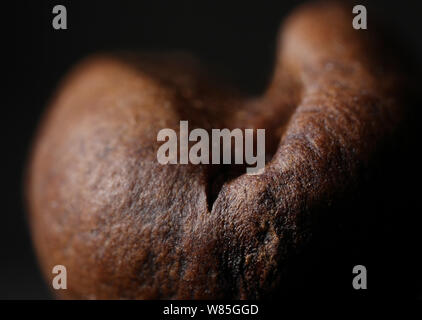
[6,0,422,299]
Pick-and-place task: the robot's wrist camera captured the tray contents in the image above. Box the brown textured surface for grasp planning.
[26,1,404,299]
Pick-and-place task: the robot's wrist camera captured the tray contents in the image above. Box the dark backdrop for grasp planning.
[7,0,422,299]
